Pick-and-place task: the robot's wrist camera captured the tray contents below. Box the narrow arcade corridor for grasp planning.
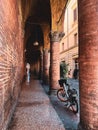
[0,0,98,130]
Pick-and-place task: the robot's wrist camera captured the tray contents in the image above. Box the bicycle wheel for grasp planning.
[57,88,67,102]
[70,99,78,114]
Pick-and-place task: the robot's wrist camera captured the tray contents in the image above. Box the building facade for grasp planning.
[60,0,78,78]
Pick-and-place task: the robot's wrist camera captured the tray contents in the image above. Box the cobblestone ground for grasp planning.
[43,78,80,130]
[8,79,66,130]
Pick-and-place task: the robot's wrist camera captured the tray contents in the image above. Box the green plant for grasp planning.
[60,62,69,79]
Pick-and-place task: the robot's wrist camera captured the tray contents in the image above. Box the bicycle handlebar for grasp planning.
[58,79,67,86]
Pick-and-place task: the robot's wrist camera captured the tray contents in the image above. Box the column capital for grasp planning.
[43,48,50,53]
[49,31,65,42]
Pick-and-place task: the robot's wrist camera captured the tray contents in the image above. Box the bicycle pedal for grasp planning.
[67,104,71,108]
[64,103,71,108]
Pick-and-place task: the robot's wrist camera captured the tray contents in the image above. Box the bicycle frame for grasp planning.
[63,83,69,98]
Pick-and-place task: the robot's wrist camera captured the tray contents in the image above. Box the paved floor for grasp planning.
[8,78,66,130]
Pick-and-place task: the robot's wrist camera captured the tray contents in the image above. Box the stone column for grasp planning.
[43,48,49,85]
[49,31,64,95]
[78,1,98,130]
[40,49,43,82]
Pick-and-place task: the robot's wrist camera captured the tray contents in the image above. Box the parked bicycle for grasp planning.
[57,79,78,114]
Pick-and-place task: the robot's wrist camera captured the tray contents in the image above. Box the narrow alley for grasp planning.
[0,0,98,130]
[7,77,79,130]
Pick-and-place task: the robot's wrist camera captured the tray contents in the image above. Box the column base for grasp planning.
[48,89,58,96]
[78,123,92,130]
[78,123,83,130]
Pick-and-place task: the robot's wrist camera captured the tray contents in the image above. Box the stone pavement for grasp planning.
[8,79,66,130]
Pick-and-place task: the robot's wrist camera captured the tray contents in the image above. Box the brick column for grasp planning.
[40,49,43,82]
[43,48,49,85]
[78,1,98,130]
[49,31,64,95]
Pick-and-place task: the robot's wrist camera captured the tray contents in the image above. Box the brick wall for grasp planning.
[0,0,23,129]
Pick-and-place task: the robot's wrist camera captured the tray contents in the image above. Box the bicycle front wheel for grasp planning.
[57,88,67,102]
[70,99,78,114]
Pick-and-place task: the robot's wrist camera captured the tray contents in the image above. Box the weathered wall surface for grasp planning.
[0,0,23,129]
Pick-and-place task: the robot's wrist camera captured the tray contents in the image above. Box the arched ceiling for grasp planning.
[19,0,67,63]
[21,0,51,25]
[20,0,67,30]
[20,0,51,63]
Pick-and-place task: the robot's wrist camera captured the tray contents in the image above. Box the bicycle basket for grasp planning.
[58,79,67,87]
[71,89,77,97]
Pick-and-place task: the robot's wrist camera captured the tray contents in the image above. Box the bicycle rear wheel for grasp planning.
[70,99,78,114]
[57,88,67,102]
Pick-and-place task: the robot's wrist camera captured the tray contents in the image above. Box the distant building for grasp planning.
[60,0,78,78]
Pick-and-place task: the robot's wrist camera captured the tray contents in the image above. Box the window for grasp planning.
[74,33,78,45]
[73,8,77,22]
[62,43,64,51]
